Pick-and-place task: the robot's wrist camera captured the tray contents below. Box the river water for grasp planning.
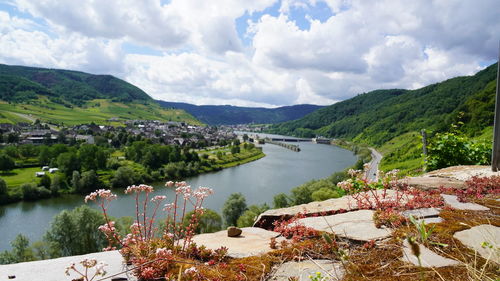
[0,139,356,250]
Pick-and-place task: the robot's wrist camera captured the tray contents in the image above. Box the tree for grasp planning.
[273,193,289,208]
[50,175,63,195]
[222,193,247,226]
[21,183,38,201]
[44,205,108,257]
[71,171,82,192]
[78,144,98,171]
[57,152,80,177]
[0,153,15,171]
[38,146,51,166]
[236,204,269,228]
[10,234,34,262]
[6,133,19,143]
[231,146,240,154]
[78,170,101,193]
[0,234,34,264]
[183,209,222,234]
[111,166,136,189]
[0,178,7,196]
[39,174,51,189]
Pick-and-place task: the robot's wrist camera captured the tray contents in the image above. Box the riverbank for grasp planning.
[0,142,357,251]
[0,145,266,206]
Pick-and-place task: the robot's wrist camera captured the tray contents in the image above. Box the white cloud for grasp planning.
[0,0,498,107]
[0,26,125,74]
[14,0,189,49]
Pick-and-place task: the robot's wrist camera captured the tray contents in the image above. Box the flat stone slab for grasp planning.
[297,210,391,241]
[0,250,136,281]
[425,165,500,181]
[268,260,345,281]
[255,190,401,227]
[417,217,443,224]
[441,194,489,211]
[454,225,499,264]
[406,176,466,190]
[402,240,460,267]
[190,227,283,258]
[403,208,441,219]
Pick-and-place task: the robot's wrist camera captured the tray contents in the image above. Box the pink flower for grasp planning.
[193,186,214,200]
[151,195,166,203]
[98,221,116,234]
[175,181,187,188]
[175,185,192,199]
[163,203,175,211]
[85,189,117,202]
[125,184,154,194]
[155,248,173,258]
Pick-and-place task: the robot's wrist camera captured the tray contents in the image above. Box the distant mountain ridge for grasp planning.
[156,100,324,125]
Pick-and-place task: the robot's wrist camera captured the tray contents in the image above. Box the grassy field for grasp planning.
[0,98,202,126]
[378,131,424,175]
[0,167,54,187]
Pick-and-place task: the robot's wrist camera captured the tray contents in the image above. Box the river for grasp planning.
[0,139,356,251]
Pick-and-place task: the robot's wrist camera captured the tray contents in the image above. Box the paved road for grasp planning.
[366,148,383,181]
[11,112,59,131]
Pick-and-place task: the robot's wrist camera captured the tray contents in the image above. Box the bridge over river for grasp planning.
[245,133,330,144]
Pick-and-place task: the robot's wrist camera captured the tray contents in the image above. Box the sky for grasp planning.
[0,0,498,108]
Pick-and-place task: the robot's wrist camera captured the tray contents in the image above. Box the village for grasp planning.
[0,119,237,147]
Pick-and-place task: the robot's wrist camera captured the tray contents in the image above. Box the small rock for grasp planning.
[441,194,489,211]
[227,226,242,237]
[8,276,15,279]
[454,225,499,264]
[402,240,460,267]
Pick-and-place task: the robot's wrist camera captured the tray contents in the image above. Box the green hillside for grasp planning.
[0,64,201,125]
[270,63,498,173]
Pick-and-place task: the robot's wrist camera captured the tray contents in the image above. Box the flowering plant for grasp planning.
[85,181,220,280]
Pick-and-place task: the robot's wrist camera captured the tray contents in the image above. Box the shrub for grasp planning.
[236,204,269,227]
[427,131,491,171]
[110,166,137,189]
[0,153,15,171]
[182,209,222,234]
[273,193,289,208]
[0,178,7,195]
[44,205,108,257]
[21,183,43,201]
[222,193,247,226]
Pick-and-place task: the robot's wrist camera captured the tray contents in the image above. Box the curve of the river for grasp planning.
[0,139,356,250]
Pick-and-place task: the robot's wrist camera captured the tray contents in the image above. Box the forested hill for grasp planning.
[0,64,201,125]
[270,62,498,146]
[156,101,324,125]
[0,64,151,106]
